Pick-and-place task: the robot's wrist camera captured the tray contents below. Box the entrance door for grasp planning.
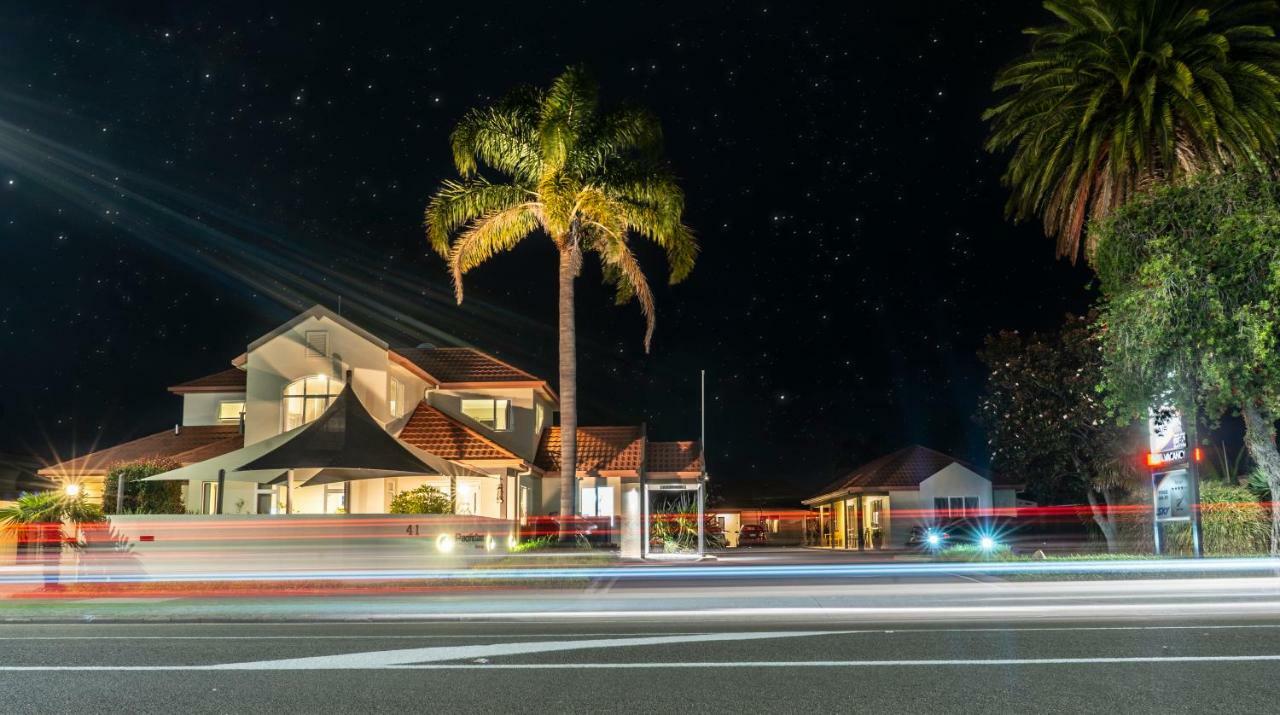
[324,485,346,514]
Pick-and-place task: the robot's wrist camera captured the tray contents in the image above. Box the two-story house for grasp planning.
[38,305,703,527]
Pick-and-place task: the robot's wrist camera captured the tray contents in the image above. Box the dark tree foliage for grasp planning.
[979,313,1142,550]
[1094,173,1280,553]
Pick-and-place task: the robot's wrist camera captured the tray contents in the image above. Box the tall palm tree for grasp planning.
[984,0,1280,263]
[425,67,697,534]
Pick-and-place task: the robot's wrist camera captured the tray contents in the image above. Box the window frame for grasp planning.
[281,374,343,432]
[217,400,245,424]
[460,398,512,432]
[388,377,406,419]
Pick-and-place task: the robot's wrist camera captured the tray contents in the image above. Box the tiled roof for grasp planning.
[168,367,247,393]
[535,426,645,473]
[38,425,244,477]
[808,445,1013,501]
[647,441,703,473]
[398,402,520,461]
[392,347,541,384]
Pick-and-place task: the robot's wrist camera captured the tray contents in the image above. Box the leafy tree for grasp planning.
[425,67,697,534]
[984,0,1280,263]
[102,458,185,514]
[388,485,453,515]
[1094,174,1280,553]
[978,314,1142,550]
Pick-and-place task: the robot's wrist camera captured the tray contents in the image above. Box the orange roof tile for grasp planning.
[535,426,645,473]
[168,367,247,393]
[38,425,244,477]
[647,441,703,474]
[392,347,540,384]
[398,402,521,461]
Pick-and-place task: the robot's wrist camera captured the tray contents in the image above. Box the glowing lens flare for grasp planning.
[435,534,455,553]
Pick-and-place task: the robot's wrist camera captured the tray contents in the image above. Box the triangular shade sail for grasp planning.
[236,380,437,475]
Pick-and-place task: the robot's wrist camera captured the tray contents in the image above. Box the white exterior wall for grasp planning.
[243,314,391,446]
[428,386,542,461]
[918,463,995,513]
[886,490,916,547]
[181,392,246,426]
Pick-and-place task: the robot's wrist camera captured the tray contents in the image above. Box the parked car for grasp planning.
[738,523,768,547]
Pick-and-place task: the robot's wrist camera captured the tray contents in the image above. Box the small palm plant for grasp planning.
[0,490,105,584]
[984,0,1280,262]
[425,66,697,532]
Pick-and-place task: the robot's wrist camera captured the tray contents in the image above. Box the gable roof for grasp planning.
[804,445,1010,503]
[38,425,244,478]
[168,367,247,394]
[535,426,645,474]
[392,346,543,383]
[247,304,389,353]
[397,401,522,462]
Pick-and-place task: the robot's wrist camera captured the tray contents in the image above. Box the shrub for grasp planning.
[388,485,452,514]
[102,458,184,514]
[1170,481,1270,555]
[935,543,1014,561]
[510,535,556,553]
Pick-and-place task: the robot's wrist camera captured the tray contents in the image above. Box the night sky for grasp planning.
[0,1,1092,502]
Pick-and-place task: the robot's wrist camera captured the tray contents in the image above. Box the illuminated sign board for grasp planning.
[1153,468,1191,522]
[1147,407,1187,466]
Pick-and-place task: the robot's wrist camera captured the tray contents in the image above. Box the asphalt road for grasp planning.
[2,613,1280,713]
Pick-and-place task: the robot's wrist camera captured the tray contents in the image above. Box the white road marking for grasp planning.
[205,630,844,669]
[5,654,1280,671]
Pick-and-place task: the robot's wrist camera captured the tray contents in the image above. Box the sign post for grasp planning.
[1147,407,1202,557]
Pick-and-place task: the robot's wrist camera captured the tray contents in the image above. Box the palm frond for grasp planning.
[985,0,1280,262]
[448,203,542,303]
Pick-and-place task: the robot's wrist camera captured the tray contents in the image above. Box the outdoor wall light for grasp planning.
[507,535,518,549]
[485,535,496,551]
[436,533,455,553]
[63,483,81,497]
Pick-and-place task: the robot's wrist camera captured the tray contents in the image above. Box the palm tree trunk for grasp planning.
[1241,404,1280,556]
[557,241,581,540]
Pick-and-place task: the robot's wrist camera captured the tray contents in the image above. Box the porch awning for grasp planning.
[236,380,436,476]
[141,429,302,483]
[144,379,491,486]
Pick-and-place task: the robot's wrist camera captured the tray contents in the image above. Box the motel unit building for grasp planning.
[38,305,702,531]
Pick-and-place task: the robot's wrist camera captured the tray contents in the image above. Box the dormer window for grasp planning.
[304,330,329,357]
[461,398,511,431]
[282,375,343,431]
[388,377,406,419]
[217,401,246,424]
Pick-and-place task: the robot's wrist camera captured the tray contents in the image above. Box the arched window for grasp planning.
[282,375,343,431]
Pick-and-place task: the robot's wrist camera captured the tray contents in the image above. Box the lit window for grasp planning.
[455,481,478,515]
[933,496,979,517]
[388,377,406,418]
[579,486,615,517]
[461,399,511,431]
[201,481,219,514]
[217,401,245,423]
[534,404,546,437]
[282,375,343,431]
